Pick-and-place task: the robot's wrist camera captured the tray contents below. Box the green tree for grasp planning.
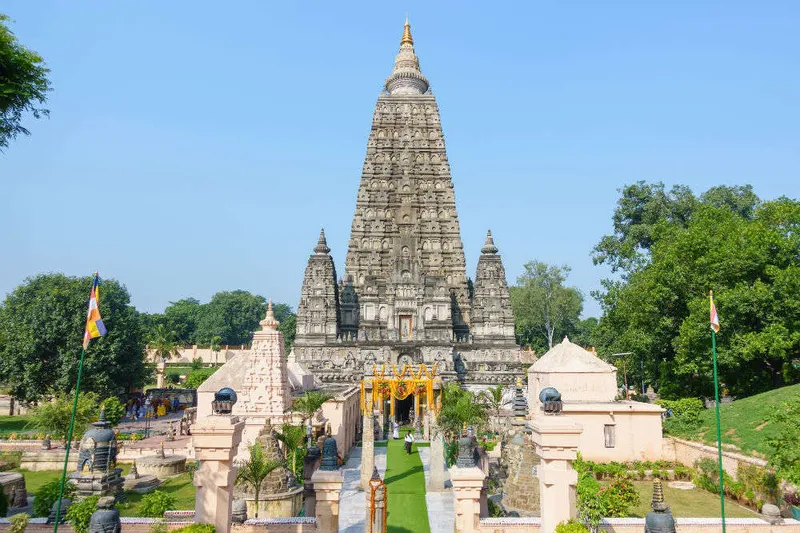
[292,390,332,424]
[0,14,51,150]
[510,261,583,351]
[766,395,800,486]
[438,382,487,437]
[235,441,284,518]
[163,298,203,343]
[194,290,266,345]
[0,273,147,403]
[593,186,800,398]
[272,302,297,353]
[100,396,126,426]
[27,392,99,443]
[479,385,504,435]
[275,423,306,478]
[148,324,182,364]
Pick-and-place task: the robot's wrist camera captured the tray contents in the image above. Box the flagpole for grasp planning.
[53,347,87,533]
[711,290,726,533]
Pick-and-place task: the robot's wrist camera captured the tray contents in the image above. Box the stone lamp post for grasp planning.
[191,388,245,533]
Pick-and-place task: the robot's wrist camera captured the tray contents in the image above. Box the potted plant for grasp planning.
[784,492,800,519]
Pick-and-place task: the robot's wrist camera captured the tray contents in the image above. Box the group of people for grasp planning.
[392,421,416,455]
[125,396,181,421]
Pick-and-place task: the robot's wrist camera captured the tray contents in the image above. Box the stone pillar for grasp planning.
[427,421,445,492]
[302,445,321,517]
[155,360,166,388]
[530,417,583,533]
[191,414,245,533]
[312,469,344,533]
[423,410,431,440]
[360,408,375,490]
[450,465,486,533]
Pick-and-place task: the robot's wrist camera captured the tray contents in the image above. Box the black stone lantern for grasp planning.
[212,387,238,415]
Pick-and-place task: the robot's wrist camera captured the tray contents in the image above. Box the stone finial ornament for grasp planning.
[88,496,121,533]
[539,387,563,414]
[314,228,331,255]
[260,300,280,330]
[231,499,248,524]
[385,18,429,95]
[644,479,677,533]
[481,230,499,254]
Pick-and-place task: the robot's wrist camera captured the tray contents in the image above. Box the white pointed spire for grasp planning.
[385,18,429,95]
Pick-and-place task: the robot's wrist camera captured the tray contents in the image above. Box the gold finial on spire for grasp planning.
[401,17,413,45]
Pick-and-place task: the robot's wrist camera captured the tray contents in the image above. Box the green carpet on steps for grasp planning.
[384,431,431,533]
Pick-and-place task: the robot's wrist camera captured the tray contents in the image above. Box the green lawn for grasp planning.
[665,383,800,456]
[119,472,195,516]
[625,481,759,518]
[384,431,430,533]
[12,469,62,493]
[0,415,32,435]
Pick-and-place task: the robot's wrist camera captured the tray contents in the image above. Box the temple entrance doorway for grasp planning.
[395,396,413,424]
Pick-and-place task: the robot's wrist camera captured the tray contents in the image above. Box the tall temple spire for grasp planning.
[260,299,280,330]
[314,228,330,255]
[385,18,429,95]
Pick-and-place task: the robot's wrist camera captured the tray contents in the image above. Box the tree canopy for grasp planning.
[509,260,583,353]
[593,183,799,398]
[0,273,147,403]
[0,14,51,150]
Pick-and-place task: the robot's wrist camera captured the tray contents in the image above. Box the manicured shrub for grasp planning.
[556,520,589,533]
[139,490,176,517]
[66,495,100,533]
[100,397,126,426]
[172,525,215,533]
[8,513,30,533]
[32,479,77,517]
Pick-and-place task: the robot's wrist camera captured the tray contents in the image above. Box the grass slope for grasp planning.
[666,383,800,456]
[626,481,758,518]
[0,416,31,435]
[384,433,430,533]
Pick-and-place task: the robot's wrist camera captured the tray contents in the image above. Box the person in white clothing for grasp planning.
[392,421,400,440]
[404,431,415,455]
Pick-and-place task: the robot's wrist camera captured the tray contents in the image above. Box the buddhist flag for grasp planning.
[83,273,107,349]
[710,291,720,333]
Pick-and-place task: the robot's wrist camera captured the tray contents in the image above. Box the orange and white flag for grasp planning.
[710,291,720,333]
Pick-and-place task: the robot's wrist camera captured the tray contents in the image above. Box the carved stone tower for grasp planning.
[293,20,522,387]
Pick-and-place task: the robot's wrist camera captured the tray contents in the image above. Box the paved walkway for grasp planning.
[339,444,387,533]
[418,446,455,533]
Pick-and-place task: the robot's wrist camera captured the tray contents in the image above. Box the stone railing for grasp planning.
[0,517,317,533]
[662,436,768,480]
[475,517,800,533]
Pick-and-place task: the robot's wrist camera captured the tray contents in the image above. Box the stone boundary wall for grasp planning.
[147,345,249,365]
[476,517,800,533]
[662,436,768,479]
[0,517,316,533]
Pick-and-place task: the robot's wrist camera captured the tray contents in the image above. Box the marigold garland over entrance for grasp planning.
[360,363,441,420]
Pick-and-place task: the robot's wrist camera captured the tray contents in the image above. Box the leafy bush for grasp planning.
[0,488,8,517]
[556,520,589,533]
[139,490,176,517]
[27,392,99,443]
[32,479,77,517]
[602,474,640,516]
[166,373,181,385]
[656,398,704,425]
[577,470,639,529]
[190,358,204,371]
[101,397,125,426]
[8,513,30,533]
[184,369,216,390]
[766,395,800,486]
[487,499,504,517]
[65,495,99,533]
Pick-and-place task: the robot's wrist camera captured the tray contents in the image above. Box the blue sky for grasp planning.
[1,1,798,318]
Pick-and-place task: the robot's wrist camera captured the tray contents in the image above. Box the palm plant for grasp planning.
[235,442,284,518]
[438,382,487,437]
[148,324,182,364]
[292,390,332,446]
[275,423,306,478]
[480,385,505,436]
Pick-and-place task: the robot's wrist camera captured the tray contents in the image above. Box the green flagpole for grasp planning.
[52,347,87,533]
[712,327,727,532]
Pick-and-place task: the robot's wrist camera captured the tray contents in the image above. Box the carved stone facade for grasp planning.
[294,20,524,387]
